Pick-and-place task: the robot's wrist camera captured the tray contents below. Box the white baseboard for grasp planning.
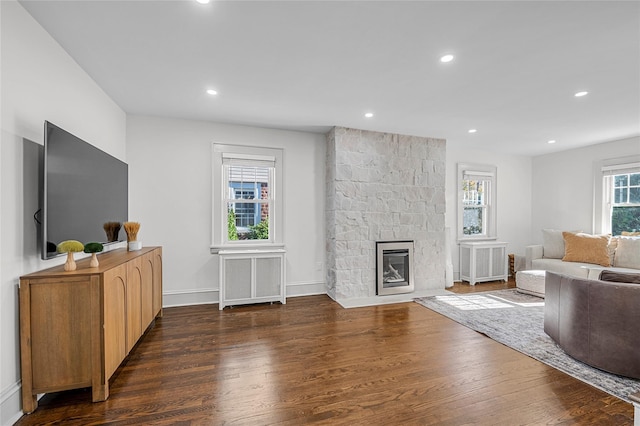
[162,281,327,307]
[161,283,450,309]
[285,281,326,297]
[336,288,453,309]
[1,382,24,426]
[162,288,219,307]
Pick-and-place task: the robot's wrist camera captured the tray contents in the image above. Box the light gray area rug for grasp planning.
[415,289,640,403]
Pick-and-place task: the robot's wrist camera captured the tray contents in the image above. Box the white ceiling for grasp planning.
[19,0,640,156]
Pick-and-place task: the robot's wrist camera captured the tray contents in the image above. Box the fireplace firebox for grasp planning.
[376,241,414,295]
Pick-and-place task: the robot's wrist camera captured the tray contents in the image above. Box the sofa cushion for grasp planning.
[562,232,610,267]
[531,258,590,279]
[542,229,566,259]
[613,237,640,269]
[586,265,640,280]
[599,270,640,284]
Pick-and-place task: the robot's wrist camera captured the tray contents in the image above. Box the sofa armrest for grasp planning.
[525,245,543,270]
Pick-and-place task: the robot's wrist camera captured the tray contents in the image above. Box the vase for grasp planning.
[128,241,142,251]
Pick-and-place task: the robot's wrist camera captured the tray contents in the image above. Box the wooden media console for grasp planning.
[19,247,163,414]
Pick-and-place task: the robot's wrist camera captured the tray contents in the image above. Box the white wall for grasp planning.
[445,144,533,279]
[531,136,640,243]
[0,2,126,423]
[126,115,326,306]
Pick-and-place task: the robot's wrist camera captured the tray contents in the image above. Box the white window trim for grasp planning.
[211,143,284,254]
[457,163,497,242]
[594,155,640,235]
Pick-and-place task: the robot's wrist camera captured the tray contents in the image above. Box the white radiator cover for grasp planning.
[459,241,508,285]
[218,249,286,310]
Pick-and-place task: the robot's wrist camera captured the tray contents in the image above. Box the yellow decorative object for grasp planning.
[123,222,140,241]
[124,222,142,251]
[57,240,84,271]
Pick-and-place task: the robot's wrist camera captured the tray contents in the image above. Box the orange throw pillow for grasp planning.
[562,232,611,267]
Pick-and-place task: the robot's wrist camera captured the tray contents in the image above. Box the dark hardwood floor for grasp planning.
[449,276,517,293]
[15,281,633,425]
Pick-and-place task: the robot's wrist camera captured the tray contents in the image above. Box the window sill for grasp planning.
[457,236,498,243]
[210,243,285,254]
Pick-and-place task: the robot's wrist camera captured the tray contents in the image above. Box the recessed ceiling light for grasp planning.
[196,0,210,4]
[548,140,556,144]
[468,129,477,134]
[574,91,588,97]
[364,112,374,118]
[440,54,454,63]
[206,89,218,95]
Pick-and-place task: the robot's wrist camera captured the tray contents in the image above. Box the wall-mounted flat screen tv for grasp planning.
[42,121,128,260]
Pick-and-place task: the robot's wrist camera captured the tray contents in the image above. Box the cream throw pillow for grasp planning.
[542,229,565,259]
[562,232,611,267]
[613,237,640,269]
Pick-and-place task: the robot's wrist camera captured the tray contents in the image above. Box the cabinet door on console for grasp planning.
[29,277,94,390]
[126,256,143,353]
[103,263,127,379]
[141,252,154,328]
[152,248,163,317]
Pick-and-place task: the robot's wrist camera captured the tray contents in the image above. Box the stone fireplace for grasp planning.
[325,126,446,305]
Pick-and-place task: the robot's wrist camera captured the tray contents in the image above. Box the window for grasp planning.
[211,144,284,252]
[601,160,640,235]
[226,165,271,239]
[457,163,497,241]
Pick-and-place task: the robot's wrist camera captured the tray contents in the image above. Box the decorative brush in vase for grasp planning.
[124,221,141,251]
[103,221,122,242]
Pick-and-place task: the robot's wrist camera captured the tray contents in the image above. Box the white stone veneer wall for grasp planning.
[326,126,447,301]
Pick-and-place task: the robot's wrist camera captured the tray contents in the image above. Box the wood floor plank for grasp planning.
[15,292,634,425]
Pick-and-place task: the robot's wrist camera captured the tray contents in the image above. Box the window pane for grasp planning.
[228,166,270,199]
[228,202,269,240]
[614,175,628,187]
[612,206,640,235]
[463,207,484,235]
[615,188,628,204]
[630,173,640,186]
[226,164,271,242]
[630,187,640,203]
[462,180,487,206]
[234,202,255,227]
[235,189,255,200]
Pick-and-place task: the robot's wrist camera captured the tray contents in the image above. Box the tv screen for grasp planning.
[42,121,128,259]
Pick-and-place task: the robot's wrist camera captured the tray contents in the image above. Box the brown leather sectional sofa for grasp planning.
[544,271,640,380]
